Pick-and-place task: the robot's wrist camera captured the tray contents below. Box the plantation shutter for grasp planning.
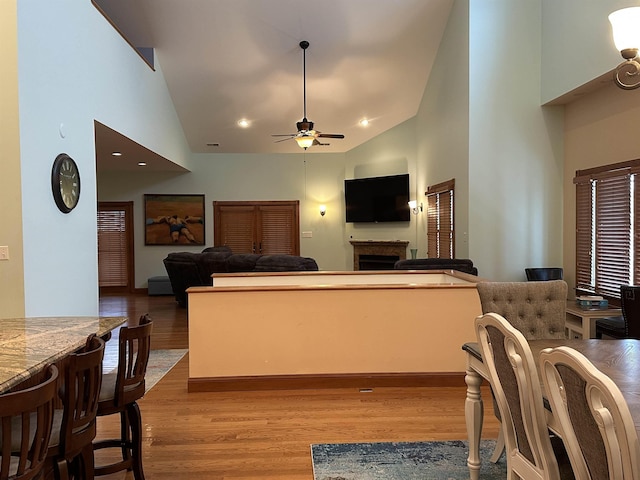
[594,174,630,298]
[258,204,297,254]
[439,190,453,258]
[214,201,300,255]
[426,179,455,259]
[97,210,127,287]
[215,205,256,253]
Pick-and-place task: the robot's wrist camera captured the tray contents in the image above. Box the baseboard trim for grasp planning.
[188,372,466,392]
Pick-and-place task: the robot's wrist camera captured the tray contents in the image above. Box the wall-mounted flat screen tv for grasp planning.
[344,173,410,223]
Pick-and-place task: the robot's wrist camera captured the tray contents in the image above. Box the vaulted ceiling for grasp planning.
[94,0,453,169]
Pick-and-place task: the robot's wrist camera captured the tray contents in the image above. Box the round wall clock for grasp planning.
[51,153,81,213]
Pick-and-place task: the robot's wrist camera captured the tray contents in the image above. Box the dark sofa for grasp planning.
[393,258,478,276]
[163,247,319,306]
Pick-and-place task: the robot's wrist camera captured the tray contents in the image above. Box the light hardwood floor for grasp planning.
[96,293,499,480]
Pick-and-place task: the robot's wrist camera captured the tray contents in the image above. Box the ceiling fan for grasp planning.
[272,40,345,150]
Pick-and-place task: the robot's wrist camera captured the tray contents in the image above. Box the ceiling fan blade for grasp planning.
[271,134,296,137]
[274,137,293,143]
[317,133,344,139]
[313,139,329,146]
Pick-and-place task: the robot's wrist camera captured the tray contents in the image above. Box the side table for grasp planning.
[565,300,622,339]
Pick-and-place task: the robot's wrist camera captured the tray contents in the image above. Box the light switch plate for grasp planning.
[302,231,313,238]
[0,246,9,260]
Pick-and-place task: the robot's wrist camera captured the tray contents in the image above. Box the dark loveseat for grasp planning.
[393,258,478,276]
[163,246,319,306]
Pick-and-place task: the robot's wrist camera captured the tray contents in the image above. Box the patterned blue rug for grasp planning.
[311,439,506,480]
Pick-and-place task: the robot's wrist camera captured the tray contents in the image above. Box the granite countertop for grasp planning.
[0,316,126,393]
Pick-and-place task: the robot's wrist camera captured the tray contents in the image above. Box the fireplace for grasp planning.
[350,240,409,271]
[358,254,400,270]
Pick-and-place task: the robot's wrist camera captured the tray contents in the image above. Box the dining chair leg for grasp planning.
[79,443,95,480]
[120,410,132,464]
[489,427,505,463]
[54,458,69,480]
[128,401,145,480]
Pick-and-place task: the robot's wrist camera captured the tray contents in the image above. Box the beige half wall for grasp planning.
[187,270,483,392]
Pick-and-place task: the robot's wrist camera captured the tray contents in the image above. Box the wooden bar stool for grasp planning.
[47,334,105,480]
[0,365,59,480]
[93,315,152,480]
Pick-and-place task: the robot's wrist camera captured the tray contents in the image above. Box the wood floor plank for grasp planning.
[95,293,499,479]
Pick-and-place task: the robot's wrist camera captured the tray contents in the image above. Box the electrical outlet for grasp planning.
[0,246,9,260]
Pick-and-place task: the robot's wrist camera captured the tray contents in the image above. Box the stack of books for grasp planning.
[576,295,608,308]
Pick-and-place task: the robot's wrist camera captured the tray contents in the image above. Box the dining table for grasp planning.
[463,338,640,480]
[0,316,127,393]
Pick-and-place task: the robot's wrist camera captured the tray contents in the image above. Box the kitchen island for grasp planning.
[187,270,482,392]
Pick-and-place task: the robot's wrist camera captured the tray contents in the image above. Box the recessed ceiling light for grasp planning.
[137,162,147,166]
[111,151,123,156]
[237,119,250,128]
[359,119,369,127]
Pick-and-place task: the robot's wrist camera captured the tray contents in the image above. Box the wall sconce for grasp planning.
[609,7,640,90]
[319,204,327,216]
[408,200,423,215]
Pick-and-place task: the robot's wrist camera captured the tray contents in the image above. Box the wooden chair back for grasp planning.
[540,346,640,480]
[0,365,58,480]
[58,334,105,460]
[476,313,562,480]
[115,314,152,407]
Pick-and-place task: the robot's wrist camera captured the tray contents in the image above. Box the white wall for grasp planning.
[467,0,564,281]
[18,1,190,315]
[415,0,470,260]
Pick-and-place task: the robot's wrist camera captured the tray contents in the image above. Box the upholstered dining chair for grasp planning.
[540,346,640,479]
[475,313,574,480]
[476,280,569,462]
[0,365,59,480]
[93,314,152,480]
[596,285,640,339]
[47,334,105,480]
[476,280,568,341]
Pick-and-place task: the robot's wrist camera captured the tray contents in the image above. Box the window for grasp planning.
[213,201,300,255]
[574,160,640,300]
[97,202,134,291]
[426,179,454,259]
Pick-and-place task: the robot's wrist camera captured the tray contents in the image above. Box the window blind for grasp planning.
[97,210,127,287]
[426,179,455,259]
[574,160,640,300]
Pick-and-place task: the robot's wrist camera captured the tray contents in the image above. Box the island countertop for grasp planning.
[0,316,126,393]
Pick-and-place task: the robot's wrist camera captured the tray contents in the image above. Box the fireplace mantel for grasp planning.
[349,240,409,270]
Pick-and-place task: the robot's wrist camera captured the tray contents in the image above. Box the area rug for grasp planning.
[311,439,506,480]
[105,349,187,393]
[144,349,188,392]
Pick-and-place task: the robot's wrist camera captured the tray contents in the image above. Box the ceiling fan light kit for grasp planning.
[272,40,345,150]
[295,135,315,149]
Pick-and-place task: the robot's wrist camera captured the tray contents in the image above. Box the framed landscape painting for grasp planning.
[144,194,205,245]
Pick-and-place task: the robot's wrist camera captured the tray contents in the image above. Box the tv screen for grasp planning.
[344,174,410,223]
